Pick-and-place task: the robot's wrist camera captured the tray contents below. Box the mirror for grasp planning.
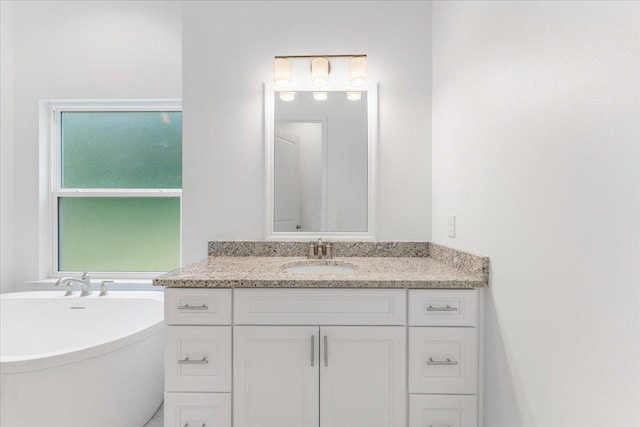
[266,88,376,238]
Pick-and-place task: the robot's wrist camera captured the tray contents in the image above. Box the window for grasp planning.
[48,101,182,278]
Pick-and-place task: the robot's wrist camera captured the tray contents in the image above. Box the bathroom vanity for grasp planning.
[154,241,488,427]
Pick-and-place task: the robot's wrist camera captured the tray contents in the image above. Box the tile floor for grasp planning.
[143,402,163,427]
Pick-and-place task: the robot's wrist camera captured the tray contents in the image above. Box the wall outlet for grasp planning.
[448,215,456,238]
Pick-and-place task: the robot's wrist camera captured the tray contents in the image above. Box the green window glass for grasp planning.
[58,198,180,272]
[61,111,182,189]
[56,108,182,273]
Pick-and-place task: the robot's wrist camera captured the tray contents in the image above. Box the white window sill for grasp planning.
[22,278,162,292]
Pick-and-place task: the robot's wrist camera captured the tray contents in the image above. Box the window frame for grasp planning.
[46,99,182,279]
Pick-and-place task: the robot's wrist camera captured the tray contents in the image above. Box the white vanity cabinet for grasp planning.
[233,325,406,427]
[408,289,480,427]
[163,288,481,427]
[233,289,407,427]
[164,289,233,427]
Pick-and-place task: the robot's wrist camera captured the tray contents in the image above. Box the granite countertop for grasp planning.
[153,242,489,289]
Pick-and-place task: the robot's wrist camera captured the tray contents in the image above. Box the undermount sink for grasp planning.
[283,261,356,275]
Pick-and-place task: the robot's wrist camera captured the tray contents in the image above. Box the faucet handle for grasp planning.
[64,284,74,296]
[309,243,316,258]
[100,280,112,296]
[81,271,90,280]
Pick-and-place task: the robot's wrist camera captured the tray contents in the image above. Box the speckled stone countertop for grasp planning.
[153,242,489,289]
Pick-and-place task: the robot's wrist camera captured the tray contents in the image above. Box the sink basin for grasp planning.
[283,261,356,275]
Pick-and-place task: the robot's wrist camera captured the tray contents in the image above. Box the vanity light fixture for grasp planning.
[349,56,367,87]
[311,57,330,86]
[273,54,367,89]
[347,91,362,101]
[273,58,292,88]
[313,91,328,101]
[279,91,296,102]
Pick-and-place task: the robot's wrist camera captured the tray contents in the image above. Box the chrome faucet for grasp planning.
[308,239,333,259]
[55,271,92,296]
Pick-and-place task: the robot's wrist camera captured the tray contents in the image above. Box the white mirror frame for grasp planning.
[264,83,378,241]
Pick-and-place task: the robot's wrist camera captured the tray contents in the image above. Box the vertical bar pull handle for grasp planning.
[323,335,328,367]
[311,335,315,367]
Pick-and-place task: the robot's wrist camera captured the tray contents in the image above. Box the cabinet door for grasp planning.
[320,326,406,427]
[409,394,477,427]
[165,326,231,392]
[409,327,477,394]
[233,326,320,427]
[164,392,231,427]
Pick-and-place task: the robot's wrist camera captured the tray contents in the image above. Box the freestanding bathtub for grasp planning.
[0,291,165,427]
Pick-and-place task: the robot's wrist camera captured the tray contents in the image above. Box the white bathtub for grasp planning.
[0,291,165,427]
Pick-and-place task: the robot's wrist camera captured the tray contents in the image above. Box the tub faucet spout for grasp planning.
[55,272,92,296]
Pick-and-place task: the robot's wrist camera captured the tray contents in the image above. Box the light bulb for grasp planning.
[350,57,367,87]
[311,57,329,87]
[313,92,328,101]
[273,58,291,88]
[279,92,296,102]
[347,91,362,101]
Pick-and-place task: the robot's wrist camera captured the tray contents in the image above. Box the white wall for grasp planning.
[182,1,432,263]
[7,1,182,286]
[0,1,16,293]
[431,1,640,425]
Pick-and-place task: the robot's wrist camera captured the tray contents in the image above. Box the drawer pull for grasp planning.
[178,304,209,311]
[311,335,315,367]
[427,357,458,366]
[324,335,328,367]
[427,305,458,312]
[177,356,208,365]
[183,424,206,427]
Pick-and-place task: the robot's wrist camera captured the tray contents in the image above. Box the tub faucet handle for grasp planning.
[65,284,74,296]
[100,280,112,296]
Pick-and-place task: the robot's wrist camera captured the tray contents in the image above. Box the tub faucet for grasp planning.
[55,272,92,296]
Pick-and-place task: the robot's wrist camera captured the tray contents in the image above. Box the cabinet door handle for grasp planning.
[311,335,315,367]
[323,335,328,367]
[427,305,458,312]
[427,357,458,366]
[177,304,209,311]
[178,356,208,365]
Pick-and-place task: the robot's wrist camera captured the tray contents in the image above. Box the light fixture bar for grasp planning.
[274,54,367,59]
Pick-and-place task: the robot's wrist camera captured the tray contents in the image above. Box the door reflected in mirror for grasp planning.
[273,91,368,233]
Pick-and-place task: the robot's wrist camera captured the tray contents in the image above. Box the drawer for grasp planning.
[165,288,231,325]
[409,394,477,427]
[409,327,478,394]
[165,326,231,392]
[164,392,231,427]
[409,289,477,326]
[234,289,406,325]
